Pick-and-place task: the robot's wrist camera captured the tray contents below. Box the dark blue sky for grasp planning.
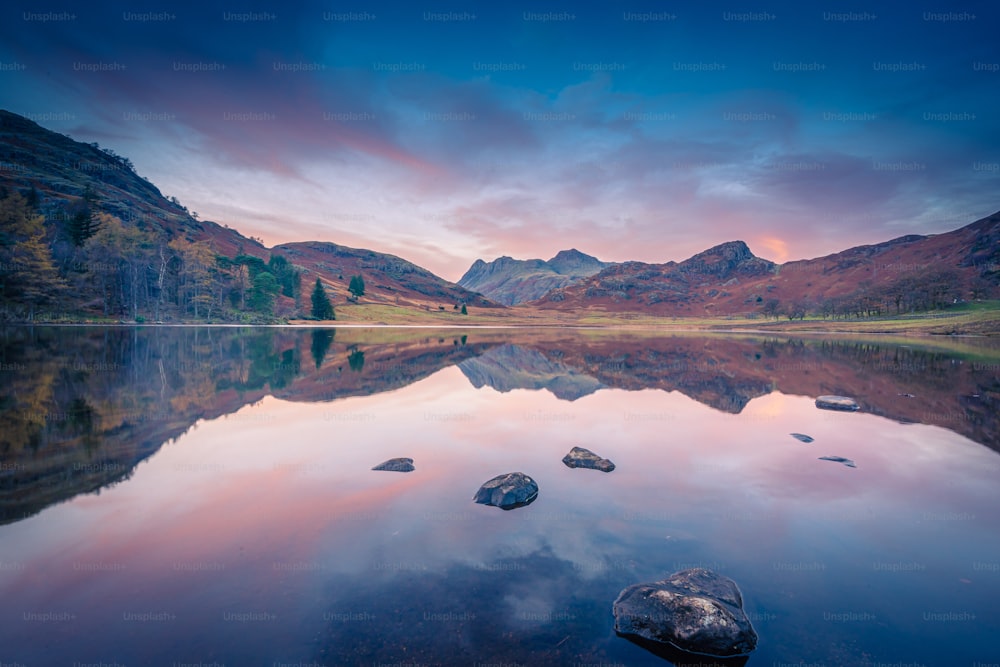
[2,0,998,278]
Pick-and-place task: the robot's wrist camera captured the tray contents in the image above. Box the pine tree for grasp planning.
[348,348,365,372]
[461,304,468,315]
[310,278,335,320]
[310,329,335,369]
[67,185,101,246]
[249,272,279,314]
[348,274,365,298]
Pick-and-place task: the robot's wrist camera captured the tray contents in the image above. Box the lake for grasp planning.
[1,326,998,666]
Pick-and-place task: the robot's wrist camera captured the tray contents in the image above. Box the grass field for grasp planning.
[29,300,1000,337]
[298,300,1000,337]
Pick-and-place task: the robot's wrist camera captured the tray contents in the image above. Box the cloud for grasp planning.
[2,0,997,279]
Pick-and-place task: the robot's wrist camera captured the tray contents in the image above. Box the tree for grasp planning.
[310,278,335,320]
[460,304,468,315]
[232,263,251,310]
[25,187,40,210]
[348,274,365,298]
[67,185,101,246]
[762,298,781,320]
[249,271,279,315]
[0,192,65,320]
[268,254,301,301]
[83,214,156,320]
[347,348,365,372]
[169,238,219,319]
[310,329,335,369]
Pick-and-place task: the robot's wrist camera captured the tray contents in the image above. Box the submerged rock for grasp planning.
[613,568,758,658]
[790,433,814,443]
[818,456,856,468]
[372,457,414,472]
[473,472,538,510]
[815,395,860,411]
[562,446,615,472]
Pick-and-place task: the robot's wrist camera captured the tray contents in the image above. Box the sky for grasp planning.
[1,1,998,281]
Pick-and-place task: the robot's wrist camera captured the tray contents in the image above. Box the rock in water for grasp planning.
[562,446,615,472]
[473,472,538,510]
[790,433,814,443]
[372,457,414,472]
[818,456,856,468]
[815,395,860,411]
[613,568,758,658]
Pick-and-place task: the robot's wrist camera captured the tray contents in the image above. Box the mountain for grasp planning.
[537,216,1000,317]
[458,343,605,400]
[0,109,262,259]
[459,248,609,305]
[0,110,499,321]
[276,241,496,312]
[2,109,996,323]
[540,240,776,312]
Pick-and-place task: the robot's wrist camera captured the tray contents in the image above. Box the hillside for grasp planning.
[459,248,609,305]
[535,216,1000,318]
[2,109,996,324]
[0,109,263,259]
[0,110,500,322]
[277,241,496,313]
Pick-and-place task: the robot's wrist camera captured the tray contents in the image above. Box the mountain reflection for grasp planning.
[1,326,997,525]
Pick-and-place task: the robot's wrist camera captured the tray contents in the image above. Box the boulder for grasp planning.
[473,472,538,510]
[613,568,757,658]
[562,446,615,472]
[818,456,856,468]
[815,395,859,411]
[372,457,414,472]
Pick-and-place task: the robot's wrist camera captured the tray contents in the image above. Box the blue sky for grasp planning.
[1,0,998,279]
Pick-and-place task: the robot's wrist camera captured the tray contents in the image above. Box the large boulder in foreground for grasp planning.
[815,395,859,411]
[613,568,757,658]
[562,446,615,472]
[372,458,414,472]
[473,472,538,510]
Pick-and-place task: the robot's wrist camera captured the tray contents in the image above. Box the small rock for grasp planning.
[372,457,414,472]
[790,433,814,443]
[613,568,758,658]
[562,446,615,472]
[815,395,860,411]
[473,472,538,510]
[818,456,856,468]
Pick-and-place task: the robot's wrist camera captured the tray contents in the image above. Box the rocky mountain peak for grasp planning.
[680,240,773,278]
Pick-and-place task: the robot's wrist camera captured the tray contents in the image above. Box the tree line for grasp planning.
[757,270,975,321]
[0,188,366,323]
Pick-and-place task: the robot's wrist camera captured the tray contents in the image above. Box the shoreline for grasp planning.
[3,320,998,337]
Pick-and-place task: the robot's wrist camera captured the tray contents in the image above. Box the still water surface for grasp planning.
[0,326,998,666]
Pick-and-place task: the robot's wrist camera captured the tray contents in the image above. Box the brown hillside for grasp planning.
[536,212,1000,317]
[275,242,499,312]
[0,110,501,314]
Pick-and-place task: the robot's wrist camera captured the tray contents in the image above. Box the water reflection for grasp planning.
[0,326,998,665]
[1,327,998,525]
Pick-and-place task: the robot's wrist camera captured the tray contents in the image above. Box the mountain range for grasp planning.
[535,219,1000,318]
[458,249,610,305]
[1,108,997,322]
